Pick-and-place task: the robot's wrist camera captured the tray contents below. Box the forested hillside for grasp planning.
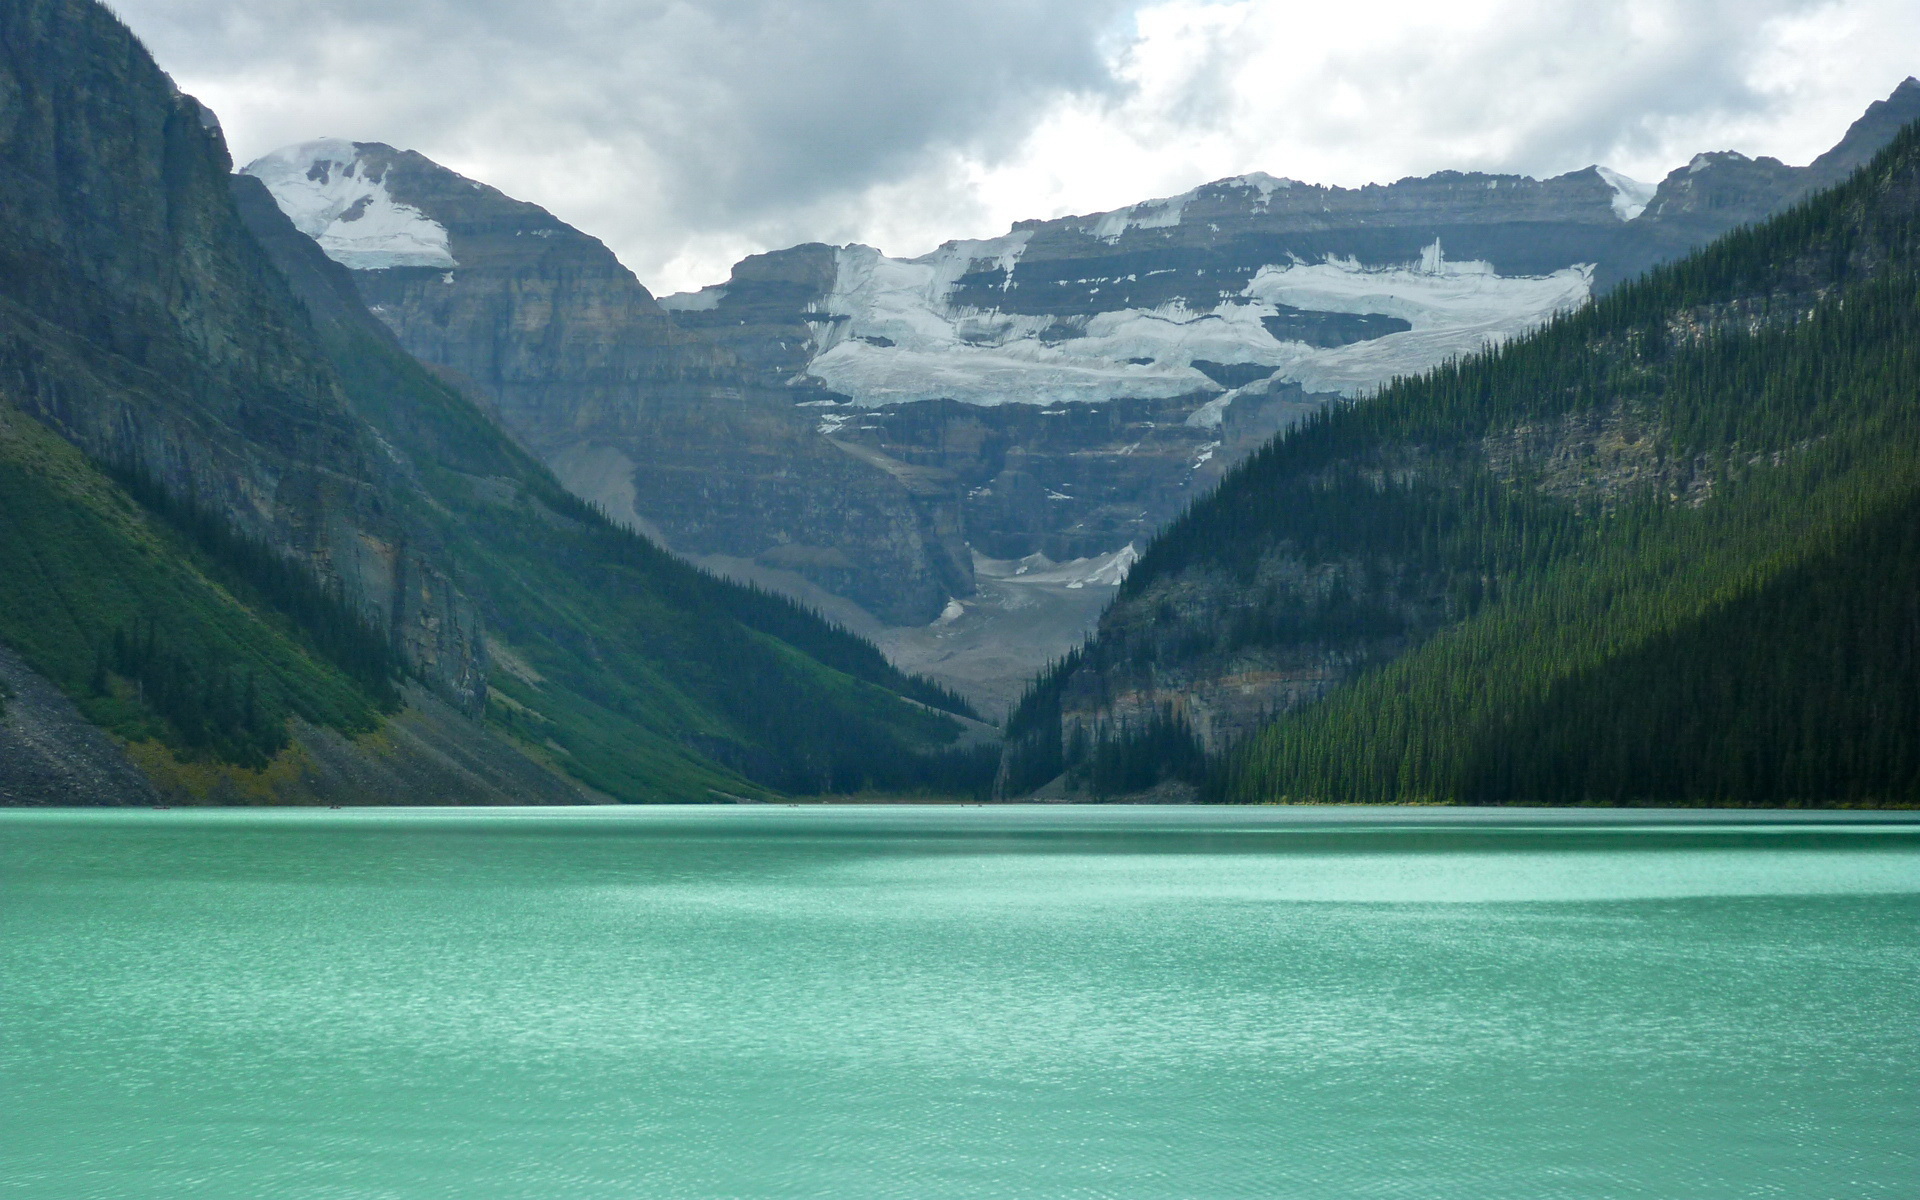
[235,176,992,800]
[1004,121,1920,806]
[0,0,992,804]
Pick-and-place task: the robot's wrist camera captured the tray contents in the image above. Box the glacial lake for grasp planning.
[2,806,1916,1199]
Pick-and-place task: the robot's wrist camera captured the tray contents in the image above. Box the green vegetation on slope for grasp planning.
[314,311,995,801]
[1009,121,1920,806]
[0,396,392,768]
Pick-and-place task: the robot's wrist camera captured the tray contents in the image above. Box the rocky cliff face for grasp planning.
[245,142,969,625]
[1009,99,1920,793]
[249,81,1920,714]
[0,0,484,709]
[656,82,1920,707]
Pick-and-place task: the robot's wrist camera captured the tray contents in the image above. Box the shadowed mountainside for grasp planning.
[0,0,992,804]
[1001,120,1920,806]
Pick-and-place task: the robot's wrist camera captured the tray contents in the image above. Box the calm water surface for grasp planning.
[2,806,1916,1199]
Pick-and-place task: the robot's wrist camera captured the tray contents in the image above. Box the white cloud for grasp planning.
[109,0,1917,293]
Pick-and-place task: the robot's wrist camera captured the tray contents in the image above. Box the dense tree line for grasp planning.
[1007,120,1920,805]
[95,621,286,767]
[112,465,401,706]
[1067,706,1210,798]
[1453,492,1920,804]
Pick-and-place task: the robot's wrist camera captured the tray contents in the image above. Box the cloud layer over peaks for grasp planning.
[110,0,1920,293]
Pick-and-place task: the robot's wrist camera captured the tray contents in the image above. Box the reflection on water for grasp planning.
[3,806,1916,1199]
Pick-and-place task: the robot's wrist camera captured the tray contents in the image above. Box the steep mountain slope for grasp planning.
[0,0,484,712]
[0,0,546,803]
[668,79,1919,544]
[245,141,970,627]
[232,177,993,799]
[250,82,1918,717]
[1002,121,1920,805]
[0,0,988,804]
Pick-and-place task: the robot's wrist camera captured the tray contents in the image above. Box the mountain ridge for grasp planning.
[0,0,990,804]
[247,79,1920,718]
[999,114,1920,804]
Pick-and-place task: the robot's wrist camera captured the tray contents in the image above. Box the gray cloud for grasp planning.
[106,0,1917,290]
[108,0,1132,249]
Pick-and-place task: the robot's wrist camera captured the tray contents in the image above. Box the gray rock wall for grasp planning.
[0,0,485,711]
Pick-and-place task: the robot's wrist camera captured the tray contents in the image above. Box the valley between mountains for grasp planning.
[1,0,1915,806]
[244,81,1919,721]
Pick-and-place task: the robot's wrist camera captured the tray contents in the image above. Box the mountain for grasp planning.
[1000,118,1920,805]
[243,141,971,629]
[0,0,989,805]
[249,81,1920,717]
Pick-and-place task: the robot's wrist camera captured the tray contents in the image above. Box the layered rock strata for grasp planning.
[247,142,969,625]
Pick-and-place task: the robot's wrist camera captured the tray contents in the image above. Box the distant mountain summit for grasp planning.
[248,79,1920,714]
[245,140,460,269]
[243,139,973,628]
[667,80,1920,418]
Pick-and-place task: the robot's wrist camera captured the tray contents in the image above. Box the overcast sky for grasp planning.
[110,0,1918,294]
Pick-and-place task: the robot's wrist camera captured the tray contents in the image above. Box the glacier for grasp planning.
[798,236,1592,410]
[243,140,457,270]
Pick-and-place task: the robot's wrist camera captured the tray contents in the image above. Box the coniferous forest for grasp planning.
[1004,121,1920,806]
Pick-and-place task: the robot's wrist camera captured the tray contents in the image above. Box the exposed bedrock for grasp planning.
[0,0,484,711]
[247,143,969,625]
[247,80,1920,708]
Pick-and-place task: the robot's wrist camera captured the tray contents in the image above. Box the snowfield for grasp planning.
[1596,167,1657,221]
[248,139,1608,415]
[801,236,1592,409]
[245,140,457,270]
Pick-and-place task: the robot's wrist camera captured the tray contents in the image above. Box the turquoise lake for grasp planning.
[2,806,1916,1198]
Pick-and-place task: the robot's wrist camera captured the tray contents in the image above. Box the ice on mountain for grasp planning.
[797,230,1590,409]
[1225,172,1294,206]
[1238,247,1592,396]
[244,139,456,270]
[1596,167,1657,221]
[1185,393,1232,428]
[1088,191,1192,244]
[986,544,1140,590]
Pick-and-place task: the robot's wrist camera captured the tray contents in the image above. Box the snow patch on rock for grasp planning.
[1225,171,1294,205]
[1596,167,1656,221]
[244,140,456,270]
[1087,192,1192,244]
[982,544,1140,589]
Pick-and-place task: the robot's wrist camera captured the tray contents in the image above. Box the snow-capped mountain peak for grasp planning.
[243,140,456,270]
